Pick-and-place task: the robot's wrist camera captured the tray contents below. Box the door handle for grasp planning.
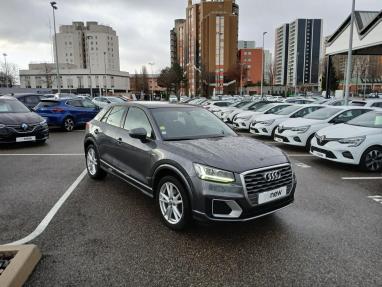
[94,129,99,135]
[117,137,123,144]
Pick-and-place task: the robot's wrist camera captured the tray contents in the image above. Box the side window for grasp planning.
[67,100,83,107]
[105,106,126,127]
[334,109,369,123]
[100,108,112,123]
[293,108,309,118]
[266,105,288,114]
[82,99,97,108]
[372,102,382,108]
[123,107,153,138]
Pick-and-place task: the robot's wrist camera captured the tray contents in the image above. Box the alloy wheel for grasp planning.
[159,182,184,225]
[64,118,74,131]
[365,149,382,171]
[86,147,97,176]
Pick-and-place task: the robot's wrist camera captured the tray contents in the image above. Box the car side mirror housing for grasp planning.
[129,128,148,141]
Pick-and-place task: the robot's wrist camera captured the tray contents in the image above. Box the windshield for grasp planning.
[233,101,250,108]
[275,105,301,115]
[347,111,382,128]
[244,102,269,111]
[350,101,366,107]
[0,100,30,113]
[151,107,236,141]
[108,97,124,103]
[304,107,341,120]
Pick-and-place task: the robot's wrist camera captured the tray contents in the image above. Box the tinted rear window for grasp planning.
[36,101,59,108]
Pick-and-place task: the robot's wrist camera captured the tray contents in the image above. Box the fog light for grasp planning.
[342,151,354,159]
[293,137,301,142]
[262,128,268,133]
[212,200,242,218]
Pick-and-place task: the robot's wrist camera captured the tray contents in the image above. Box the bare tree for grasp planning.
[0,61,18,87]
[267,61,275,94]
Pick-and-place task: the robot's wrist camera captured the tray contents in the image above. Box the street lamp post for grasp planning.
[103,52,107,96]
[148,62,155,101]
[344,0,356,105]
[50,1,61,94]
[261,32,267,98]
[2,53,8,88]
[86,36,93,98]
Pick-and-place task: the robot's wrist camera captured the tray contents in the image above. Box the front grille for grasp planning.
[242,165,293,205]
[8,124,40,133]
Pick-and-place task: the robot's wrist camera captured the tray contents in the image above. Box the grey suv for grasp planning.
[84,102,296,230]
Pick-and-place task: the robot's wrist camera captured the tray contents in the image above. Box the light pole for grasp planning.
[148,62,155,101]
[2,53,8,88]
[50,1,61,94]
[344,0,356,105]
[103,52,107,96]
[86,35,93,98]
[260,32,267,98]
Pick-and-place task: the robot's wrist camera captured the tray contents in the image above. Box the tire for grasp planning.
[305,134,315,152]
[63,117,75,132]
[360,146,382,172]
[271,127,278,139]
[156,176,191,231]
[86,144,107,180]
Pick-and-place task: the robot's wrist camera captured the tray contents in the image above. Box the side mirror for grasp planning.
[129,128,148,141]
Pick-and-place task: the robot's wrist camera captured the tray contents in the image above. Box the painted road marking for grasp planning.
[342,177,382,180]
[5,169,87,246]
[295,162,311,168]
[368,195,382,205]
[288,154,314,157]
[0,153,84,156]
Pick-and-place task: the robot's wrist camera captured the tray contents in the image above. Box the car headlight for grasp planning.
[39,119,47,125]
[0,124,6,129]
[338,136,366,147]
[193,163,235,183]
[291,125,310,133]
[259,119,275,126]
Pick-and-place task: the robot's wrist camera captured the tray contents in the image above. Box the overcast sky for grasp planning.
[0,0,381,74]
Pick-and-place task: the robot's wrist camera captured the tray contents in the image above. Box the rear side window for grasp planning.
[123,107,153,138]
[334,109,371,122]
[266,105,290,114]
[351,101,366,106]
[105,106,126,127]
[36,101,59,108]
[371,102,382,108]
[67,100,83,107]
[25,96,40,105]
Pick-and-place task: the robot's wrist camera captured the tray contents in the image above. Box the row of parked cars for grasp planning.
[184,97,382,172]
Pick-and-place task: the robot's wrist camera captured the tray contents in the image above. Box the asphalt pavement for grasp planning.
[0,130,381,286]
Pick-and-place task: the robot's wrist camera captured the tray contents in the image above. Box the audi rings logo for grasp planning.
[263,170,282,182]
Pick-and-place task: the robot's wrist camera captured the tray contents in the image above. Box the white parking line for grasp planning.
[5,169,87,246]
[287,154,314,157]
[0,154,84,156]
[342,177,382,180]
[295,162,311,168]
[368,195,382,205]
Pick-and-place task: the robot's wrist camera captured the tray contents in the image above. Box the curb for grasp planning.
[0,245,41,287]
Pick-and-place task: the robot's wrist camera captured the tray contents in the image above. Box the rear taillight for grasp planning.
[52,108,64,113]
[86,122,92,130]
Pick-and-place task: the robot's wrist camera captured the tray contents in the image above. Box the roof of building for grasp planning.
[327,10,382,44]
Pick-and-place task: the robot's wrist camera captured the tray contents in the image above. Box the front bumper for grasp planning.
[0,125,49,144]
[250,124,273,137]
[310,137,361,165]
[233,119,251,130]
[274,130,308,147]
[190,170,296,223]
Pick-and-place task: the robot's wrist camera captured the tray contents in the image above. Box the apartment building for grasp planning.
[274,24,289,85]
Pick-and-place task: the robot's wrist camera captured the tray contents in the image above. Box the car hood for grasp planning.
[0,112,43,125]
[316,123,380,138]
[255,114,285,122]
[280,118,324,128]
[162,136,289,173]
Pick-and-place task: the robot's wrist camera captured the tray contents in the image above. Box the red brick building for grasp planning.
[238,48,263,86]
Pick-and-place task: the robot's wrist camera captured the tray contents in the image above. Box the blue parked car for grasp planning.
[35,97,101,132]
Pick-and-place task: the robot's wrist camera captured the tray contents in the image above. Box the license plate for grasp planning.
[258,186,287,204]
[274,137,283,143]
[16,136,36,142]
[313,150,326,158]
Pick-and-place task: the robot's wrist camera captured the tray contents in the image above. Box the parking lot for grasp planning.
[0,130,381,286]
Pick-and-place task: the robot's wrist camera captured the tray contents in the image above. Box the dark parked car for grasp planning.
[84,102,296,230]
[35,97,100,132]
[11,93,44,110]
[0,96,49,144]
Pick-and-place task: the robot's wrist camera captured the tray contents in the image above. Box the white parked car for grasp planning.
[250,104,323,138]
[233,103,293,131]
[216,101,251,118]
[204,100,234,112]
[310,110,382,172]
[283,97,316,104]
[92,96,125,108]
[350,99,382,108]
[169,95,178,103]
[274,106,374,150]
[224,101,269,124]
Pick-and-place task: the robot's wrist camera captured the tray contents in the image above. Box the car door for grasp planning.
[80,98,100,122]
[116,106,156,186]
[65,99,85,123]
[97,105,127,167]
